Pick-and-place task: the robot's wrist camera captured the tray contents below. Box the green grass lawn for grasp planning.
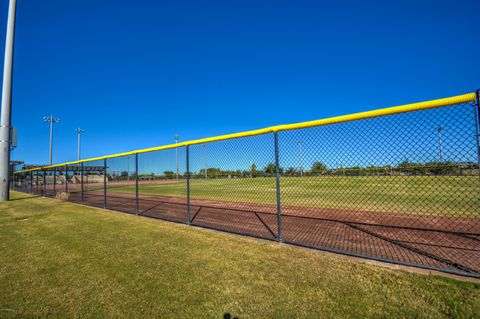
[0,192,478,318]
[108,176,479,216]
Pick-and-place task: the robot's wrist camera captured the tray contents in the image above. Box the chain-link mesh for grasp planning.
[137,148,187,223]
[188,134,279,239]
[10,98,480,277]
[76,160,106,208]
[278,102,479,274]
[104,156,136,214]
[63,166,79,203]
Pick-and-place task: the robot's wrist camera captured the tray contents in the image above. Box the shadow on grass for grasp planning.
[9,195,42,201]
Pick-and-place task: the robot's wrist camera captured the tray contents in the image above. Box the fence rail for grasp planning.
[12,92,480,278]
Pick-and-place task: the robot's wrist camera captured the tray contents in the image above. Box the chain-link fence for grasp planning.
[11,92,480,277]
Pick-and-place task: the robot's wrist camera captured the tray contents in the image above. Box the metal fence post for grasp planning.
[43,170,46,196]
[36,171,38,194]
[103,158,107,209]
[186,146,191,225]
[274,132,283,242]
[65,165,68,193]
[53,168,56,196]
[28,172,31,193]
[474,90,480,180]
[80,162,84,204]
[135,153,139,215]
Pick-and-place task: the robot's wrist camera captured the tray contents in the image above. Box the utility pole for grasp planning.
[127,155,130,181]
[75,128,84,162]
[175,134,179,181]
[44,115,60,165]
[437,126,444,162]
[204,144,208,179]
[0,0,17,201]
[297,140,304,176]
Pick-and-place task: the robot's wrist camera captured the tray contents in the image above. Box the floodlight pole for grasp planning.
[298,140,304,176]
[127,155,130,181]
[175,134,179,181]
[75,128,84,163]
[204,144,208,179]
[0,0,17,201]
[44,115,60,165]
[437,126,444,162]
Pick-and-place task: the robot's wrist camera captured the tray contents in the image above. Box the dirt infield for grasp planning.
[38,187,478,276]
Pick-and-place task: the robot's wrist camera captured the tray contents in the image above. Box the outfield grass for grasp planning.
[0,192,478,318]
[108,176,479,216]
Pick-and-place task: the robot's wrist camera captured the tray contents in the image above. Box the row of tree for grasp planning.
[107,160,478,181]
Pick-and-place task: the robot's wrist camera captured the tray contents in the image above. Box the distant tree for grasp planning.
[397,160,422,175]
[120,171,129,177]
[265,163,276,175]
[397,160,415,168]
[285,167,298,176]
[311,162,327,173]
[163,171,175,178]
[264,163,283,175]
[424,161,454,175]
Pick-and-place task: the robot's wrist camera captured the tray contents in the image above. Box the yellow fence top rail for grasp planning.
[14,92,477,173]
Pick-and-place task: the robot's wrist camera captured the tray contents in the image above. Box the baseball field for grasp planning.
[102,176,479,217]
[0,192,479,318]
[31,174,472,276]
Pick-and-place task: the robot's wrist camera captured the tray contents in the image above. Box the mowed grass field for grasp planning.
[106,176,479,216]
[1,192,479,318]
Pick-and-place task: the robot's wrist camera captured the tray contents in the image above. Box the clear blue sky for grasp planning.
[1,0,479,166]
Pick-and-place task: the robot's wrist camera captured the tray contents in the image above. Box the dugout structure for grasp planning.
[12,91,480,278]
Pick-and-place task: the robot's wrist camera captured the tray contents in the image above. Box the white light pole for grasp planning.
[204,144,208,179]
[175,134,179,181]
[127,155,130,181]
[44,115,60,165]
[0,0,17,201]
[437,126,444,162]
[75,128,84,162]
[298,140,304,176]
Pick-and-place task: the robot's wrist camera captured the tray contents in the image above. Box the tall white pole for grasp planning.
[438,126,444,162]
[77,129,81,161]
[49,115,53,165]
[175,134,179,181]
[45,115,60,165]
[298,140,304,176]
[75,128,84,162]
[204,144,207,179]
[0,0,17,201]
